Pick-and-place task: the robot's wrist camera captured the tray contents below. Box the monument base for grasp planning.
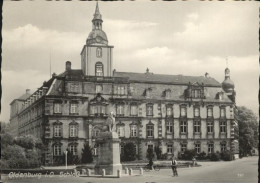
[94,131,122,175]
[94,164,122,175]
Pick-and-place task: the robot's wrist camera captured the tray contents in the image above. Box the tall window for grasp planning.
[194,121,201,133]
[207,107,213,117]
[166,121,173,133]
[167,144,173,154]
[69,145,78,155]
[95,62,103,76]
[221,143,226,152]
[69,124,78,137]
[92,105,106,115]
[180,106,187,117]
[116,104,124,116]
[146,104,153,116]
[117,86,125,95]
[96,47,102,57]
[117,126,125,137]
[180,120,187,133]
[96,85,102,93]
[195,144,201,154]
[194,107,200,117]
[130,125,137,137]
[54,124,62,137]
[207,121,213,133]
[166,106,173,117]
[70,103,78,114]
[130,105,138,116]
[53,145,62,156]
[220,121,226,133]
[192,89,201,98]
[181,144,187,153]
[208,144,214,154]
[220,107,226,118]
[147,125,154,138]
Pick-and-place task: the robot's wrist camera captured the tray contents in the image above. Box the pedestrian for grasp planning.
[149,158,154,170]
[171,156,178,176]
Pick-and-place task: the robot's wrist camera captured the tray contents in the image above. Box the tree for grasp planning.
[154,146,162,160]
[81,144,93,164]
[237,106,259,157]
[146,147,155,161]
[122,142,136,161]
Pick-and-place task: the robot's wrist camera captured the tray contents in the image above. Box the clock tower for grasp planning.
[81,2,114,76]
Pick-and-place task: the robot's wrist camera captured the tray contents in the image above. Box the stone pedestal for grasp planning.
[94,131,122,175]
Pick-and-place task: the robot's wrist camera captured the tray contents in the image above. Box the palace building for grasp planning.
[10,3,238,165]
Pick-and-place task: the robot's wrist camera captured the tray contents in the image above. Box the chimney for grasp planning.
[205,72,209,78]
[66,61,71,71]
[26,89,30,94]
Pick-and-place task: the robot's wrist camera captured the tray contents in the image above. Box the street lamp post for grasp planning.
[64,150,68,169]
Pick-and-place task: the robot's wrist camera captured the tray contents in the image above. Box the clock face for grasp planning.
[96,37,101,43]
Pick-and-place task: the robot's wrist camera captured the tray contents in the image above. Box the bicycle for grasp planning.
[143,164,160,172]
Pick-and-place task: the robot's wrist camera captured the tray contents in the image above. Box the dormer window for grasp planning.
[220,107,226,118]
[145,88,152,98]
[192,89,201,98]
[207,107,213,118]
[165,89,171,99]
[96,84,103,93]
[194,107,200,117]
[180,105,187,117]
[166,105,173,117]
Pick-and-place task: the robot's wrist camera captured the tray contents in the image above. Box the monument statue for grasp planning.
[106,111,116,132]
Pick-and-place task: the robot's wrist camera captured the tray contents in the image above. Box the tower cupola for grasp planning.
[222,67,235,93]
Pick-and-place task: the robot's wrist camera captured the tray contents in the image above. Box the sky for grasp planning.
[1,0,259,122]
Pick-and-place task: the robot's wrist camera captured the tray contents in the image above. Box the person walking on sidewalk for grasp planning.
[171,156,178,176]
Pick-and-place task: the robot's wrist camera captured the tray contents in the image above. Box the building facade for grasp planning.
[10,3,238,165]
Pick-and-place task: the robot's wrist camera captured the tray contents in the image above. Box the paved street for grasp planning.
[1,156,258,183]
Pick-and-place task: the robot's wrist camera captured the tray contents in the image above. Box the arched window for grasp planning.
[96,47,102,57]
[95,62,103,76]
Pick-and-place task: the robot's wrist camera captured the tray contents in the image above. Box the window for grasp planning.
[92,105,106,115]
[96,85,102,93]
[70,83,79,93]
[130,125,137,137]
[208,144,214,154]
[181,144,187,153]
[221,143,226,152]
[194,121,201,133]
[180,120,187,133]
[93,128,100,137]
[180,106,187,117]
[195,144,201,154]
[166,106,173,116]
[192,89,201,98]
[96,47,102,57]
[54,125,62,137]
[220,121,226,133]
[207,107,213,117]
[130,105,138,116]
[146,89,152,98]
[194,107,200,117]
[95,62,103,76]
[69,145,77,155]
[165,90,171,99]
[147,125,154,138]
[69,125,78,137]
[207,121,213,133]
[116,104,124,116]
[53,145,62,156]
[117,126,125,137]
[220,108,226,118]
[146,104,153,116]
[166,121,173,133]
[117,86,125,95]
[70,103,78,114]
[167,144,173,154]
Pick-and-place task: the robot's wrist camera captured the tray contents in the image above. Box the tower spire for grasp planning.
[95,1,100,16]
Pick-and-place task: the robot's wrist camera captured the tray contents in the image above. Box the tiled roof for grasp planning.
[58,70,84,78]
[18,93,30,100]
[114,72,221,86]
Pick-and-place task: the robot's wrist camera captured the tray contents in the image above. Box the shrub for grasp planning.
[181,149,196,160]
[154,146,162,159]
[220,150,234,161]
[146,147,155,161]
[121,142,136,161]
[197,151,207,160]
[81,144,93,164]
[209,152,220,161]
